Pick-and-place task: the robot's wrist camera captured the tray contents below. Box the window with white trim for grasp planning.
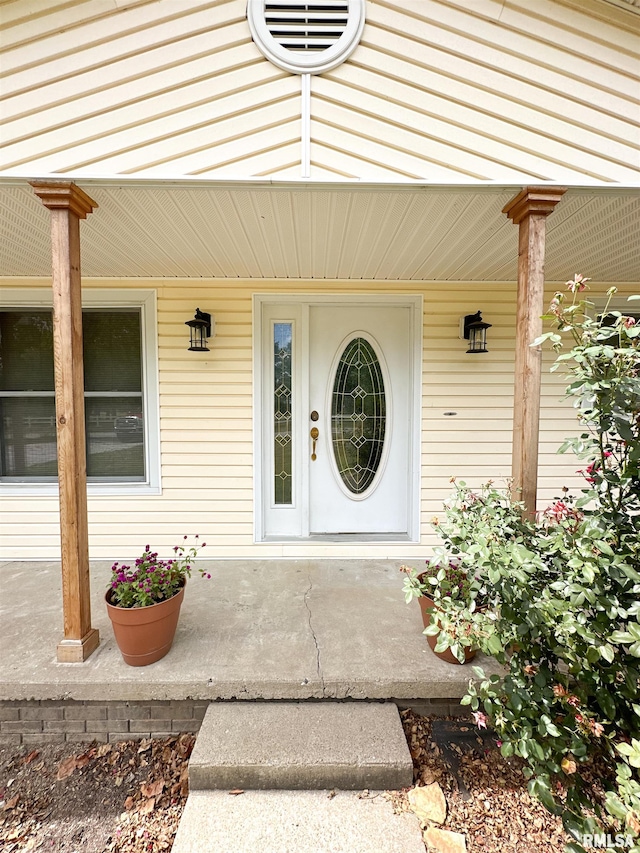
[0,291,160,493]
[594,297,640,344]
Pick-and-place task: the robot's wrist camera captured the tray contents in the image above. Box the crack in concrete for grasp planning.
[303,574,325,697]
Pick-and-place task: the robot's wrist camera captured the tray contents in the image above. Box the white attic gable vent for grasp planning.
[248,0,365,74]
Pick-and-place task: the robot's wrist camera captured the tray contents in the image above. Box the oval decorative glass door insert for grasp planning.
[331,337,386,495]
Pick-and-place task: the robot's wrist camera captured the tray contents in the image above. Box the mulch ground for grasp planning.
[0,735,194,852]
[0,711,569,852]
[391,709,569,851]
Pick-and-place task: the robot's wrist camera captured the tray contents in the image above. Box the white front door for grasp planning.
[308,304,410,534]
[257,296,421,541]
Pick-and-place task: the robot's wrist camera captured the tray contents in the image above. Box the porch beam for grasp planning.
[31,180,100,663]
[503,186,566,517]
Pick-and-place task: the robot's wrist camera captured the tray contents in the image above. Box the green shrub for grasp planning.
[439,278,640,852]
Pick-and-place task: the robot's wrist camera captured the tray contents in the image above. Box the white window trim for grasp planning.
[0,288,161,496]
[591,294,640,316]
[247,0,366,75]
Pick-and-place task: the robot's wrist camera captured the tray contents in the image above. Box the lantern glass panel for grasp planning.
[472,328,482,350]
[186,319,210,351]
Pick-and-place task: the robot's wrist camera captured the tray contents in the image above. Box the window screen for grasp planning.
[0,309,145,482]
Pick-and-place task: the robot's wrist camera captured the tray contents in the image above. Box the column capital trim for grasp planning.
[502,185,567,225]
[30,180,98,219]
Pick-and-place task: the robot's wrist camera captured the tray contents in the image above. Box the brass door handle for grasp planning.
[310,427,319,460]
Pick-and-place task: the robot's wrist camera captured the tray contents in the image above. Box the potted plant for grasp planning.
[106,536,210,666]
[401,557,490,664]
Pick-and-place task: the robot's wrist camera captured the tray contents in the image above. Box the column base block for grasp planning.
[57,628,100,663]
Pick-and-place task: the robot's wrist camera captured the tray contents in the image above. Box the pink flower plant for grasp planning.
[108,536,210,608]
[472,711,488,730]
[566,273,591,294]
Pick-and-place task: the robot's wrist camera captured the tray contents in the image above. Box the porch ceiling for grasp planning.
[1,180,639,282]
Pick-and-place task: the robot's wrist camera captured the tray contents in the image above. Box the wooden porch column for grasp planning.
[31,181,100,663]
[503,186,566,517]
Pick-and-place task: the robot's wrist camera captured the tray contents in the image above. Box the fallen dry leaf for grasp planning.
[56,755,78,780]
[228,789,244,795]
[23,750,39,765]
[138,797,155,815]
[6,825,27,840]
[627,810,640,834]
[140,779,164,798]
[3,793,19,810]
[75,749,94,768]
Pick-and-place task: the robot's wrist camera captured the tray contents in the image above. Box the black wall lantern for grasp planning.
[461,311,492,354]
[185,308,213,352]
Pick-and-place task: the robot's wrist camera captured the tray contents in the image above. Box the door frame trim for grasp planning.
[253,293,423,544]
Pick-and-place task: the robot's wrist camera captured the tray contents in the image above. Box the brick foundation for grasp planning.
[394,699,468,719]
[0,698,467,746]
[0,700,209,746]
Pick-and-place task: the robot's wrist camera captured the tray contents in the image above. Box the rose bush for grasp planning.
[433,278,640,852]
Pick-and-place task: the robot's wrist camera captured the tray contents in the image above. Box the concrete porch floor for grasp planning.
[0,559,500,703]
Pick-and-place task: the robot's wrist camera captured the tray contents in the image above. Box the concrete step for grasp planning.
[172,790,425,853]
[188,701,413,791]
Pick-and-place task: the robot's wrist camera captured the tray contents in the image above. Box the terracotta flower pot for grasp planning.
[418,592,476,666]
[418,592,436,631]
[105,583,185,666]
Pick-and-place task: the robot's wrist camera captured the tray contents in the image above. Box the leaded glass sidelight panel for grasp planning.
[331,337,386,495]
[273,323,293,504]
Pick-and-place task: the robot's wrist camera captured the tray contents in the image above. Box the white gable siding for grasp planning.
[0,0,638,183]
[1,276,636,560]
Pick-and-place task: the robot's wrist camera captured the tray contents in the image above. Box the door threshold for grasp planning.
[262,533,413,543]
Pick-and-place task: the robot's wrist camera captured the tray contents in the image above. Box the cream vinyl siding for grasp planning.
[1,0,638,183]
[1,277,637,561]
